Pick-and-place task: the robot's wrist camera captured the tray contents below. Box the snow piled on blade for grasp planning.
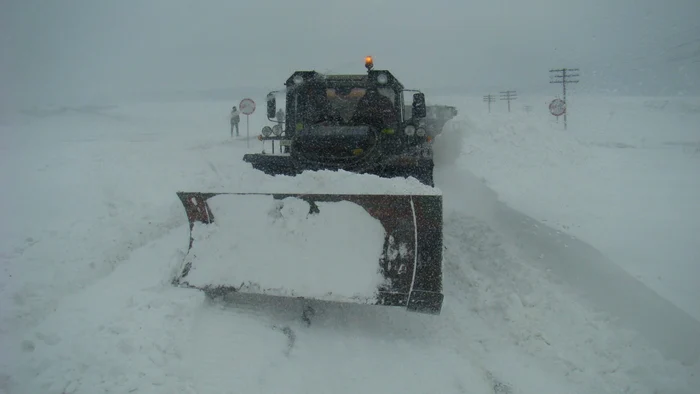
[183,194,388,302]
[212,168,442,196]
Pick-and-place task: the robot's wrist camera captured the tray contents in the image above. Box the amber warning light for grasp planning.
[365,56,374,71]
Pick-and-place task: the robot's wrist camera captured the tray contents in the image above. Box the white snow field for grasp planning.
[1,97,699,393]
[432,95,700,323]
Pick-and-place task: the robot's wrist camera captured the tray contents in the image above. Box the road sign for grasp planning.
[549,99,566,116]
[239,98,256,147]
[239,98,256,115]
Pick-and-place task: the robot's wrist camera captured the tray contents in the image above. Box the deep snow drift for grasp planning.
[433,95,700,322]
[1,97,698,393]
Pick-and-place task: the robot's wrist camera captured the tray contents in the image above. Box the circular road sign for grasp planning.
[549,99,566,116]
[239,98,256,115]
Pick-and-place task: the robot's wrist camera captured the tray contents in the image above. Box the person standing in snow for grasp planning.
[230,106,240,137]
[276,108,285,125]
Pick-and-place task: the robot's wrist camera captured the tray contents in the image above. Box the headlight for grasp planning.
[404,125,415,136]
[272,124,283,136]
[261,126,273,137]
[293,75,304,84]
[416,127,426,137]
[377,73,388,84]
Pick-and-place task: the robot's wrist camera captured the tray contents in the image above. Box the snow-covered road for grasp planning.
[1,98,698,393]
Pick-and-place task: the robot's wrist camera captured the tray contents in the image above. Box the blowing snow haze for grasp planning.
[1,0,699,106]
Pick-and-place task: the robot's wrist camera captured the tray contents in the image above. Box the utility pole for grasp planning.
[500,90,517,112]
[549,68,579,129]
[483,94,496,113]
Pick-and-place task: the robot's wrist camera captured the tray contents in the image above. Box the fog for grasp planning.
[1,0,699,106]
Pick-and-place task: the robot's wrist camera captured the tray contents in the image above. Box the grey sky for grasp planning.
[1,0,699,106]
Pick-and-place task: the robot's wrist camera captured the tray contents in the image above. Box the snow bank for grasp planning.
[437,95,700,322]
[183,194,388,302]
[431,116,472,168]
[5,227,205,394]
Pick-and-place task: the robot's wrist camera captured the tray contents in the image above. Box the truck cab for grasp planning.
[244,57,435,186]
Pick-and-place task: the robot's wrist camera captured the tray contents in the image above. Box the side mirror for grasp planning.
[266,93,276,119]
[412,93,427,119]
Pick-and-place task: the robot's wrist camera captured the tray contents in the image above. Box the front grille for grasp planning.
[293,125,377,165]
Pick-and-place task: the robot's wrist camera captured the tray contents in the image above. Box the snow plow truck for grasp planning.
[173,57,444,315]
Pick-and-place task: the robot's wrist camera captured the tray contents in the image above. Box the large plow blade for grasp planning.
[174,192,443,314]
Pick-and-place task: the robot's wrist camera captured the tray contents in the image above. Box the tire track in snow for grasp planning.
[441,211,686,393]
[436,164,700,364]
[436,165,698,392]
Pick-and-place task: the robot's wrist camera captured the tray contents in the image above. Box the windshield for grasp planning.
[295,86,398,127]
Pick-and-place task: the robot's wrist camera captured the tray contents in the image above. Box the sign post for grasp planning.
[549,98,566,124]
[239,98,256,147]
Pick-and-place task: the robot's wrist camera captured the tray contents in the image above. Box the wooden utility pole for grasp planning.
[483,94,496,113]
[549,68,579,129]
[500,90,517,112]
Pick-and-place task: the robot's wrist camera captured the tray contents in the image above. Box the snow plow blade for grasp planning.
[173,192,443,315]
